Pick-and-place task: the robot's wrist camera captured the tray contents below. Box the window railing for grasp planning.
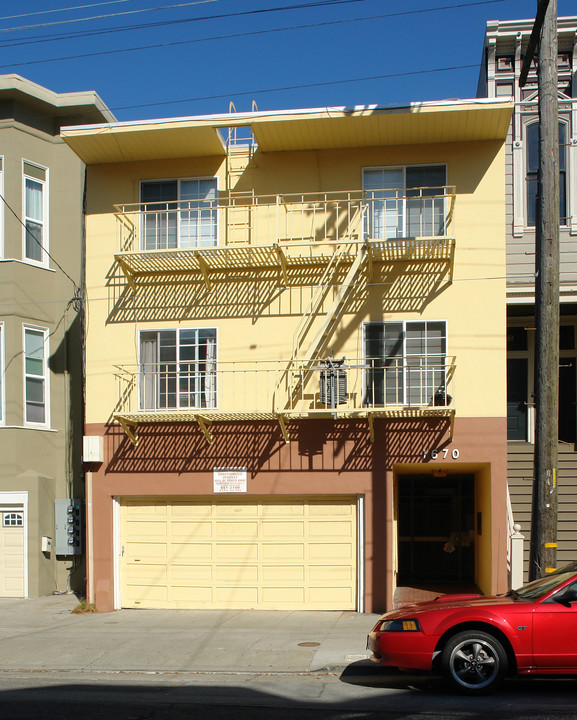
[114,356,456,416]
[114,187,456,253]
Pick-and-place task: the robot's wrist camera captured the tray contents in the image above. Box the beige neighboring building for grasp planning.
[0,75,114,598]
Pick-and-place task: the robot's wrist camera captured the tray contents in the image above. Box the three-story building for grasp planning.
[63,98,512,612]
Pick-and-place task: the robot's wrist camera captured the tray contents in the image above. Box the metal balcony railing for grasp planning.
[114,356,456,418]
[114,187,456,253]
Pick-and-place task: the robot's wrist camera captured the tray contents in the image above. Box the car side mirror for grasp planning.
[554,588,577,607]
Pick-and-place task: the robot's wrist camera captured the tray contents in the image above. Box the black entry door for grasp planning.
[397,475,475,584]
[507,358,528,441]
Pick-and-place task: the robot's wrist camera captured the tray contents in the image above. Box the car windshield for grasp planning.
[511,565,577,601]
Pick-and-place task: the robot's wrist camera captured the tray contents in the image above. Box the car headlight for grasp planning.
[374,618,421,632]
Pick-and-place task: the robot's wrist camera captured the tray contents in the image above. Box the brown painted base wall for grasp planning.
[85,416,508,612]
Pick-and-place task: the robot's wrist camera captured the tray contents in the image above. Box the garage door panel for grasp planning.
[172,586,214,603]
[216,543,258,561]
[262,587,305,603]
[309,520,354,537]
[216,521,258,538]
[170,565,212,582]
[120,496,357,610]
[215,565,259,583]
[125,584,168,603]
[215,586,259,603]
[125,542,167,561]
[171,521,212,538]
[262,565,305,581]
[262,504,305,517]
[309,543,353,560]
[171,542,212,560]
[309,587,353,604]
[309,565,352,581]
[262,543,305,561]
[171,503,211,518]
[125,521,167,540]
[261,521,304,538]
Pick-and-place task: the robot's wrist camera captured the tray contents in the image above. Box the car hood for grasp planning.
[383,593,515,619]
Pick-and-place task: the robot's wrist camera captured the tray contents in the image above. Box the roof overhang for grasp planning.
[61,99,513,164]
[0,73,115,124]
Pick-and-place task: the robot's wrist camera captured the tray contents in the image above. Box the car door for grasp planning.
[532,580,577,669]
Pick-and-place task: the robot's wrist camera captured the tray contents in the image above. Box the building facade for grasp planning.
[63,99,512,613]
[0,75,114,598]
[479,17,577,575]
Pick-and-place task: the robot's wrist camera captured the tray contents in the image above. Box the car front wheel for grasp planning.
[441,630,508,694]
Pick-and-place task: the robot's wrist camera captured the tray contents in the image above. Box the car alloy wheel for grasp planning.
[441,630,507,693]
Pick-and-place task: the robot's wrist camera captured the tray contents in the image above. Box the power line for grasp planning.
[0,1,137,23]
[0,0,376,45]
[0,0,219,34]
[0,1,506,70]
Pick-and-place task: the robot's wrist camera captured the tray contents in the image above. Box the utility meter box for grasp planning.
[54,499,84,555]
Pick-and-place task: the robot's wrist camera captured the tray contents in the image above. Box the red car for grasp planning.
[367,562,577,693]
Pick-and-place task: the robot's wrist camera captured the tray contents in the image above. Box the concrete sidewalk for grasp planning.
[0,595,380,675]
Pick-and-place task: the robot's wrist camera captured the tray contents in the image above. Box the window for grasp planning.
[0,322,4,425]
[140,178,218,250]
[363,165,447,240]
[0,157,3,257]
[2,512,23,527]
[23,162,48,264]
[24,326,48,425]
[139,328,217,411]
[364,321,447,406]
[525,121,567,226]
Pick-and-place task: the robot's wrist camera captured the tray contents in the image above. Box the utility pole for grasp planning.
[520,0,560,581]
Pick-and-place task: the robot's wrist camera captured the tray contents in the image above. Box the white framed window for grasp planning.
[22,161,48,265]
[139,328,217,411]
[23,325,49,426]
[363,320,448,407]
[0,156,4,258]
[363,165,447,240]
[0,322,4,425]
[140,177,218,250]
[525,119,568,227]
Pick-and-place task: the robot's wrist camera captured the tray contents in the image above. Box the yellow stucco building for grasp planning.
[63,98,512,613]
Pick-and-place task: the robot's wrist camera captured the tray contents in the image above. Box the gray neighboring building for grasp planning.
[0,75,114,598]
[478,17,577,577]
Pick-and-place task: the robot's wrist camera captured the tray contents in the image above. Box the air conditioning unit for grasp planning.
[319,358,347,408]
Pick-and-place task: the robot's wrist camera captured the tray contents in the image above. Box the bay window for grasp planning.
[24,326,48,425]
[23,162,48,264]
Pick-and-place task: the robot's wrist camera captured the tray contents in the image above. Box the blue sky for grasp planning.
[2,0,575,122]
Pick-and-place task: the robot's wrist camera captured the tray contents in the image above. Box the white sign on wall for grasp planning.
[213,467,248,493]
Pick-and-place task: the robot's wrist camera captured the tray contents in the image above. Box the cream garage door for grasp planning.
[120,497,357,610]
[0,510,25,597]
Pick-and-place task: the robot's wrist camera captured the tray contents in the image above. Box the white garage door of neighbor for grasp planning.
[119,496,357,610]
[0,510,25,597]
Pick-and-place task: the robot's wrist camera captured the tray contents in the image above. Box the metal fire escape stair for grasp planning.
[277,243,368,422]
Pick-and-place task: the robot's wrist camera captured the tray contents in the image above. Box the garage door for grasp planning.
[0,510,25,597]
[119,497,357,610]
